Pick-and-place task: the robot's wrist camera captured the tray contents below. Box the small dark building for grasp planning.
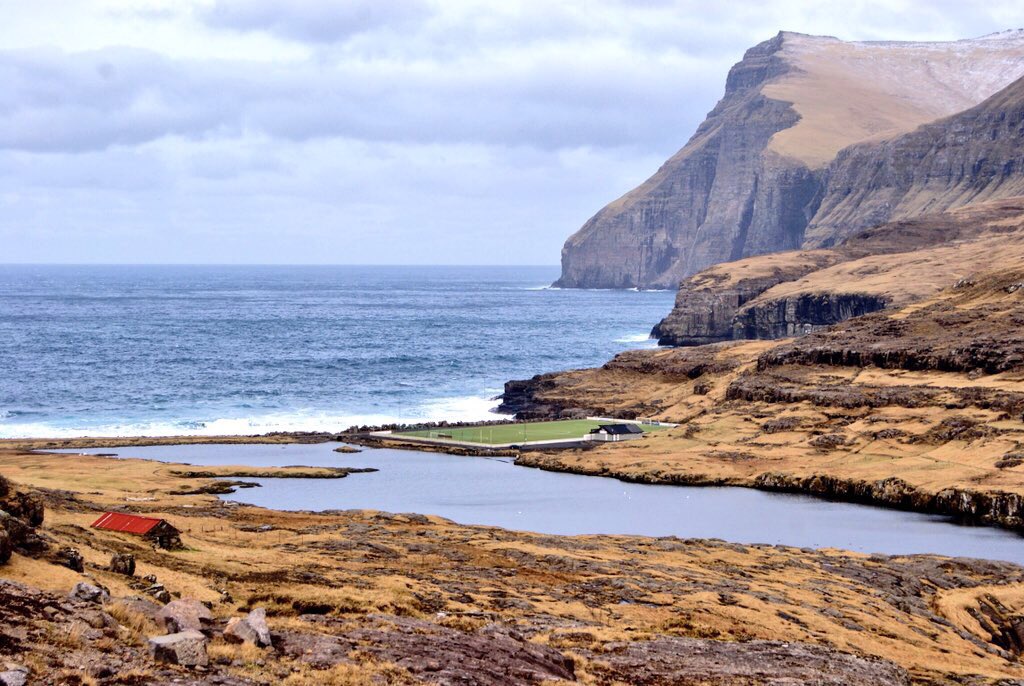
[91,512,183,550]
[589,423,645,442]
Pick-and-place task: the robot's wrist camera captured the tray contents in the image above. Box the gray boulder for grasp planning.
[0,670,28,686]
[156,598,214,634]
[69,582,109,605]
[223,607,272,648]
[148,630,209,667]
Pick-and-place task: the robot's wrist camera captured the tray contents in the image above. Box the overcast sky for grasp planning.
[1,1,1022,265]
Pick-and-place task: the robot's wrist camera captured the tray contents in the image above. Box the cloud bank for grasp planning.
[0,0,1021,264]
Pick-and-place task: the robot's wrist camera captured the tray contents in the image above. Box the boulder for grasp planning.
[0,530,10,565]
[223,608,272,648]
[0,667,28,686]
[224,617,258,645]
[156,599,214,635]
[109,553,136,576]
[69,583,109,605]
[116,596,163,621]
[247,608,272,646]
[54,547,84,573]
[147,630,209,667]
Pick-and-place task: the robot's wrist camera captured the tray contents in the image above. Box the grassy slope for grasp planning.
[400,419,662,444]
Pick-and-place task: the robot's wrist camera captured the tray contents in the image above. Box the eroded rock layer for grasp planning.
[557,30,1024,289]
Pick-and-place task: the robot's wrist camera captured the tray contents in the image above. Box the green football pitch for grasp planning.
[398,419,663,445]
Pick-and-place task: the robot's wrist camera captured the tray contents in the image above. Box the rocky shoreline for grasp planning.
[514,451,1024,534]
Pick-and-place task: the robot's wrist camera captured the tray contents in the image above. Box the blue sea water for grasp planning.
[0,265,675,438]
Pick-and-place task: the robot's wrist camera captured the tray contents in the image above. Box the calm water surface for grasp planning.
[59,443,1024,565]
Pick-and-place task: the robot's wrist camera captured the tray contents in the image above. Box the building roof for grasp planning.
[91,512,168,535]
[591,423,644,435]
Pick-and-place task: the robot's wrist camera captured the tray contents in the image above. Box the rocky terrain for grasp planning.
[4,450,1024,684]
[653,198,1024,346]
[555,30,1024,289]
[502,254,1024,533]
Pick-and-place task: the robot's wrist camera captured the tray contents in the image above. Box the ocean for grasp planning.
[0,265,675,438]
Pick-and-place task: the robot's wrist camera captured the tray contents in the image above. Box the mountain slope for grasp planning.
[653,198,1024,345]
[555,30,1024,289]
[805,72,1024,246]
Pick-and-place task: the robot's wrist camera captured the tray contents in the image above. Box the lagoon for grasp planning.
[60,442,1024,565]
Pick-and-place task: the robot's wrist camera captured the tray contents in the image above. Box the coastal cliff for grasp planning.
[554,33,813,289]
[806,74,1024,247]
[556,30,1024,289]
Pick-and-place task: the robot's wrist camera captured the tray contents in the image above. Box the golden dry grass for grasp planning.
[763,33,1024,167]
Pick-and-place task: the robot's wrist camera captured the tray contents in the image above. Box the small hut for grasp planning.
[588,423,644,442]
[91,512,182,550]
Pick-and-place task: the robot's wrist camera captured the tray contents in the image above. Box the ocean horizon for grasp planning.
[0,264,675,438]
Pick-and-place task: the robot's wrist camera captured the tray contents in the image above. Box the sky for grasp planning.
[1,1,1022,265]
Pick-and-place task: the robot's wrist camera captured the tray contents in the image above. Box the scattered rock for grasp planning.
[583,636,909,685]
[69,582,109,605]
[109,552,136,576]
[54,546,84,573]
[156,599,214,635]
[810,433,848,450]
[147,630,209,667]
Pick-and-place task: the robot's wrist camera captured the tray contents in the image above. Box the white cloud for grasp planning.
[0,0,1021,263]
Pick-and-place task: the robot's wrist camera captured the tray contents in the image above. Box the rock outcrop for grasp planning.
[806,73,1024,247]
[654,201,1024,345]
[583,636,910,686]
[555,33,814,289]
[731,291,890,340]
[556,30,1024,289]
[0,476,46,564]
[651,250,841,344]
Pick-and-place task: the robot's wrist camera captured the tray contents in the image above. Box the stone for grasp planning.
[116,596,162,620]
[246,608,272,647]
[224,608,272,648]
[0,530,10,565]
[55,547,84,573]
[69,583,109,605]
[156,599,214,635]
[109,553,136,576]
[223,617,256,645]
[147,630,209,668]
[0,669,28,686]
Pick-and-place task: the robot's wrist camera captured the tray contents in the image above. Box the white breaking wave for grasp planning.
[0,395,509,439]
[615,333,655,343]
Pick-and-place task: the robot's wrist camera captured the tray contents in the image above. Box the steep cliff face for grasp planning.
[651,250,841,345]
[731,293,890,340]
[555,34,812,289]
[805,75,1024,246]
[654,200,1024,346]
[557,30,1024,289]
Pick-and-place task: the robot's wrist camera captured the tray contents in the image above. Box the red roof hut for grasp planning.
[91,512,182,549]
